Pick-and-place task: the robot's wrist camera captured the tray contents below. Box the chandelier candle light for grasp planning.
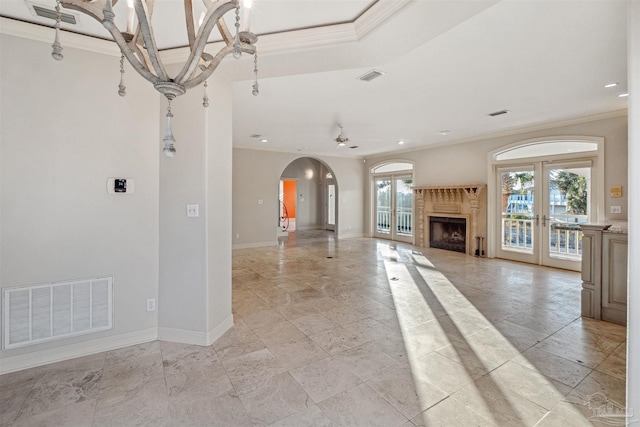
[51,0,259,157]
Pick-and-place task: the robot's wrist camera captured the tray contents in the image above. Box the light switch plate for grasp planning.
[187,204,199,217]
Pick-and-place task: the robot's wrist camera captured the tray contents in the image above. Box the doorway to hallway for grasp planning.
[279,158,338,242]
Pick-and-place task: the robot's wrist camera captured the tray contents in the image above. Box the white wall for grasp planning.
[205,76,234,337]
[0,35,160,368]
[232,149,364,247]
[0,32,234,371]
[626,0,639,418]
[364,115,628,237]
[158,68,234,344]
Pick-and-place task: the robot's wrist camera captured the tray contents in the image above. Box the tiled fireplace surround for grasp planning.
[413,184,487,256]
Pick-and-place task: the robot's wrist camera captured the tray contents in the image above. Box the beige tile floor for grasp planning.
[0,230,628,426]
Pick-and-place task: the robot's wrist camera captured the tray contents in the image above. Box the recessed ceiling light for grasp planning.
[604,83,618,88]
[439,130,451,135]
[260,139,268,143]
[398,140,405,145]
[618,93,629,98]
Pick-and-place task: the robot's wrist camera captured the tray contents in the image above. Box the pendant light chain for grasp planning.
[203,80,210,108]
[51,0,64,61]
[232,4,242,59]
[252,52,259,96]
[118,54,127,97]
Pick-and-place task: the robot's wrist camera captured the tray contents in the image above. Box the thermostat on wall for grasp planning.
[107,178,135,194]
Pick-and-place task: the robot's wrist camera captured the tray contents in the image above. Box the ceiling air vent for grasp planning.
[349,146,359,149]
[358,70,386,82]
[32,4,77,24]
[488,109,510,117]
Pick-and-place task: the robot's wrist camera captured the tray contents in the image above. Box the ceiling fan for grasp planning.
[335,124,350,147]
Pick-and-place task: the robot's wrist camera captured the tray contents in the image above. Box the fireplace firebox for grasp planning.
[429,216,467,253]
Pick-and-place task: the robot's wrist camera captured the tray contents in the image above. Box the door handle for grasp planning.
[542,215,547,227]
[535,215,539,226]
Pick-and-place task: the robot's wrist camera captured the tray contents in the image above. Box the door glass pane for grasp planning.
[376,178,391,234]
[327,184,335,226]
[501,170,535,253]
[395,178,412,236]
[547,167,589,260]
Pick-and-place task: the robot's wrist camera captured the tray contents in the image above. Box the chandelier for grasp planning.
[51,0,259,157]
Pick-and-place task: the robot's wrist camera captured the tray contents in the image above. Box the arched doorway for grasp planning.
[278,157,338,241]
[488,137,604,271]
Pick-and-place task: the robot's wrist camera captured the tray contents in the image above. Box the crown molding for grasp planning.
[355,0,412,38]
[2,1,412,62]
[0,16,120,56]
[365,109,629,159]
[160,22,358,65]
[233,144,364,160]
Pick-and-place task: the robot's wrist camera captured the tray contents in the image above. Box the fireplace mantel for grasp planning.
[413,184,487,255]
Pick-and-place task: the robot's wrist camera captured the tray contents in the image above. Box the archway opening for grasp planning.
[278,157,338,244]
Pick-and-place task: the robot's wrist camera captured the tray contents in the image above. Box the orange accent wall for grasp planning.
[283,180,296,218]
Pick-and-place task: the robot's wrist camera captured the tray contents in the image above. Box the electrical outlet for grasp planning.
[146,298,156,312]
[610,206,622,214]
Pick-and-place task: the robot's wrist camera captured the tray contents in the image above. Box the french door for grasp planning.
[374,175,413,243]
[496,160,592,271]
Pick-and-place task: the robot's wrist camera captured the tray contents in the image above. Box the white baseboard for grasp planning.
[233,241,277,249]
[158,314,233,346]
[338,231,364,239]
[0,328,158,374]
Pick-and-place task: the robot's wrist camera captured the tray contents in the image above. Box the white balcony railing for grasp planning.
[377,207,391,233]
[377,207,412,235]
[396,208,412,234]
[502,213,585,258]
[502,216,534,252]
[548,214,586,259]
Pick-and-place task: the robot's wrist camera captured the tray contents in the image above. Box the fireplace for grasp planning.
[429,216,467,253]
[413,184,486,256]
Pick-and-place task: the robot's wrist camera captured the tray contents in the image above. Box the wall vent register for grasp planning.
[3,276,113,350]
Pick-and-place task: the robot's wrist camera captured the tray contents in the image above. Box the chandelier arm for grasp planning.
[128,41,158,78]
[182,39,256,90]
[182,45,232,89]
[110,31,160,84]
[217,17,234,43]
[133,0,169,81]
[61,0,159,85]
[174,0,236,84]
[59,0,106,22]
[184,0,197,48]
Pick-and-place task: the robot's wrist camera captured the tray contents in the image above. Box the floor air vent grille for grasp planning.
[3,276,113,350]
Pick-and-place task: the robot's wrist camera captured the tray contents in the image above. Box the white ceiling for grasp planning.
[0,0,629,158]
